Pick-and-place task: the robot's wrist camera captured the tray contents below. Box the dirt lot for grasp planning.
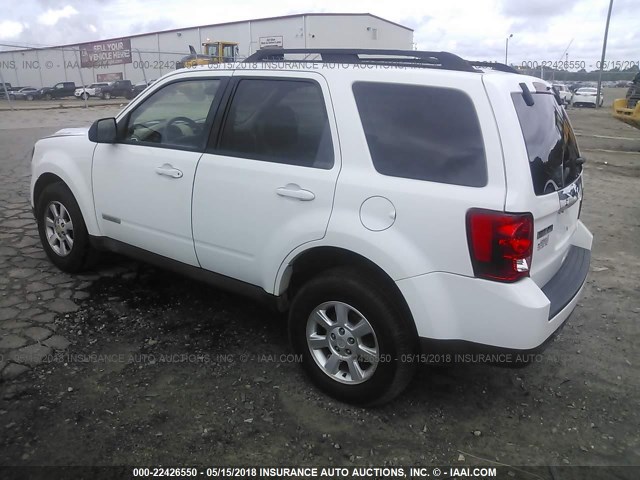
[0,89,639,475]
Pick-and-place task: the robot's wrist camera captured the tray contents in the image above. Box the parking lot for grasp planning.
[0,88,638,469]
[0,97,128,111]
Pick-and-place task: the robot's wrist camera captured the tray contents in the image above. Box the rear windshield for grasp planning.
[353,82,487,187]
[511,92,582,195]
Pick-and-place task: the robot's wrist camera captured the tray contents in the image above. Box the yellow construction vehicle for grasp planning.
[612,73,640,129]
[176,41,239,69]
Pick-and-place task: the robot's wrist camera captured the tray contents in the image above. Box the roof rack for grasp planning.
[244,49,477,73]
[469,61,519,74]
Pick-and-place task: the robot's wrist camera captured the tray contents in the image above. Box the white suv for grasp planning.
[74,82,109,100]
[30,49,592,405]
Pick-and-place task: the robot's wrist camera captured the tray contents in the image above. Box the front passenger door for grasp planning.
[92,77,226,266]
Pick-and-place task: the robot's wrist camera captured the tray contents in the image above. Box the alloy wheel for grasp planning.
[306,301,379,385]
[44,201,74,256]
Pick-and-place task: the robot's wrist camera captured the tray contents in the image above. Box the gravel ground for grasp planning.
[0,91,638,474]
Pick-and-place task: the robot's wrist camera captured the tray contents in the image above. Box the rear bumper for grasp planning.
[397,222,592,351]
[542,245,590,319]
[572,97,601,106]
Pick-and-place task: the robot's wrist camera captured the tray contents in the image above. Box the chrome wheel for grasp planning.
[306,301,379,385]
[44,201,74,257]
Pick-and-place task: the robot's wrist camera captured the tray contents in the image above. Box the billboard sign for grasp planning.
[79,38,132,68]
[97,72,124,82]
[259,36,284,49]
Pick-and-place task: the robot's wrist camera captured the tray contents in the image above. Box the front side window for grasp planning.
[353,82,487,187]
[218,79,334,169]
[124,79,220,150]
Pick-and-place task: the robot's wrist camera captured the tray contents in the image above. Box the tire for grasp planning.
[9,95,15,100]
[289,267,417,406]
[44,93,52,100]
[26,95,33,101]
[82,92,89,100]
[102,92,111,100]
[36,182,96,273]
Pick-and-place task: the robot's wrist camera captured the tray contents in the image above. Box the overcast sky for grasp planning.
[0,0,637,69]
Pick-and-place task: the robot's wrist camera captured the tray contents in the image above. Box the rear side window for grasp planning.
[218,79,334,169]
[352,82,487,187]
[511,92,581,195]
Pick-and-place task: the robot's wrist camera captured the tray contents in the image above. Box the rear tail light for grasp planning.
[466,209,534,283]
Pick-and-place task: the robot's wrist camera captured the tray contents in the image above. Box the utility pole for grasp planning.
[596,0,614,109]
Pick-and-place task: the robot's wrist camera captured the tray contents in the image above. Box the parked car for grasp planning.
[74,83,109,100]
[568,82,584,93]
[98,80,133,99]
[36,82,77,100]
[125,79,156,99]
[30,49,592,405]
[0,82,14,98]
[10,87,39,101]
[552,84,572,104]
[571,87,604,107]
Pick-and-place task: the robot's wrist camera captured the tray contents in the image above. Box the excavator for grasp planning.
[176,41,239,69]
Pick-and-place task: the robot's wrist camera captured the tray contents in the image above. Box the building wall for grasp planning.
[0,14,413,89]
[306,15,413,49]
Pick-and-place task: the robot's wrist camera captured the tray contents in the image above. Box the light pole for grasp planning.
[505,33,513,65]
[596,0,614,109]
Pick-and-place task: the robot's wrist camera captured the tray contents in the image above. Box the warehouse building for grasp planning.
[0,13,413,89]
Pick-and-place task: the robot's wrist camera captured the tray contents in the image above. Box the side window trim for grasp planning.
[205,76,239,153]
[116,76,230,153]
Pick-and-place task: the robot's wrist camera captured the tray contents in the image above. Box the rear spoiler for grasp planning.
[519,82,564,107]
[469,61,519,74]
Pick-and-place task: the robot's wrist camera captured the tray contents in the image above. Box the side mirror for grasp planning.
[88,117,118,143]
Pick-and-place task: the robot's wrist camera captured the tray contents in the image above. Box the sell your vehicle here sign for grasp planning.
[79,38,132,68]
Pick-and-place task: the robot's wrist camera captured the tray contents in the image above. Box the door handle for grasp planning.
[155,164,183,178]
[276,184,315,201]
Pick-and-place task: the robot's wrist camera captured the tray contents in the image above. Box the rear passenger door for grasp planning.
[192,73,340,291]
